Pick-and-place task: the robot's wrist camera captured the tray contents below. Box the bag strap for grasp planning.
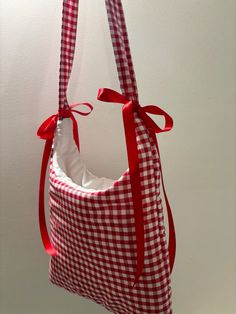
[58,0,139,109]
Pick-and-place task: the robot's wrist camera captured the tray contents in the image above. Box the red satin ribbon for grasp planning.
[97,88,176,287]
[37,103,93,256]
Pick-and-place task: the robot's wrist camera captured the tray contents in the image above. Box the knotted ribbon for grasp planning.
[37,103,93,256]
[97,88,176,287]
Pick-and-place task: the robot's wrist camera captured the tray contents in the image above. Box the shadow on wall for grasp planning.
[1,2,65,240]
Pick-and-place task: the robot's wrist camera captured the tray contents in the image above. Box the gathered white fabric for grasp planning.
[52,119,117,192]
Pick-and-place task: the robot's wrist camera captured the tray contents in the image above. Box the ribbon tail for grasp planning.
[122,103,145,289]
[163,184,176,273]
[39,139,57,256]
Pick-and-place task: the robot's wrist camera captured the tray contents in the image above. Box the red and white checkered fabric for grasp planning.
[49,112,172,313]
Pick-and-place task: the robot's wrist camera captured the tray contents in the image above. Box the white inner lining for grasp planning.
[52,119,117,192]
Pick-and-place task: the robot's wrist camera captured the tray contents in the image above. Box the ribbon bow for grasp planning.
[37,103,93,256]
[97,88,176,287]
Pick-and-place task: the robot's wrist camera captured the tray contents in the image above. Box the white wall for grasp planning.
[1,1,236,313]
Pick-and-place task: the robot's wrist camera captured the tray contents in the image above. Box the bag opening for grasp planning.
[52,118,124,192]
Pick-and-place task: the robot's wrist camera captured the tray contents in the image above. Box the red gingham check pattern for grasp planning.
[49,113,172,313]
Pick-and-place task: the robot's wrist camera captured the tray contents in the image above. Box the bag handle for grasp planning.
[58,0,139,109]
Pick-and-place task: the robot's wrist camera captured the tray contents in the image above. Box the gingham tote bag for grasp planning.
[37,1,176,313]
